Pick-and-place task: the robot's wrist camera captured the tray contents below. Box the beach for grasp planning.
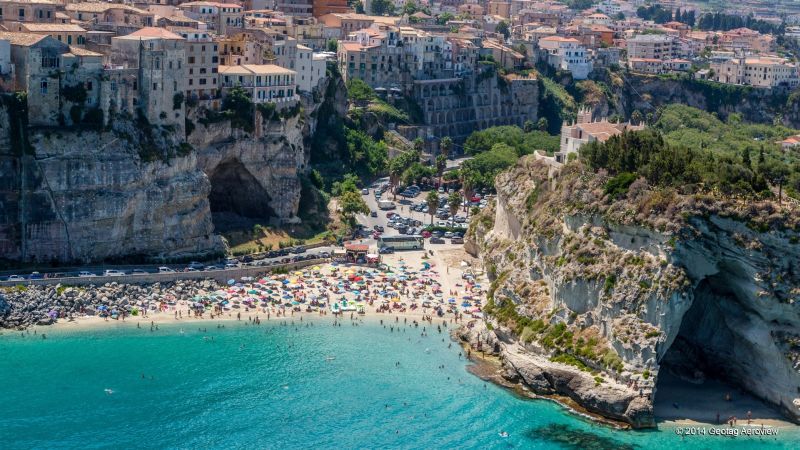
[31,247,488,333]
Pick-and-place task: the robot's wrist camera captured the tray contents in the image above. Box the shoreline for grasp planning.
[456,338,798,433]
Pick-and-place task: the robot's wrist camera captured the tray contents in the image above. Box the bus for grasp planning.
[378,235,424,251]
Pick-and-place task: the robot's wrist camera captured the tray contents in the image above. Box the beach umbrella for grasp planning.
[227,279,235,285]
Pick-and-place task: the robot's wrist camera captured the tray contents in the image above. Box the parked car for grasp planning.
[319,251,331,258]
[188,261,204,270]
[158,267,175,273]
[370,211,378,217]
[131,269,148,275]
[431,230,443,238]
[204,265,221,271]
[373,225,384,232]
[225,263,238,269]
[361,188,369,195]
[185,267,199,272]
[386,212,396,218]
[444,231,454,238]
[450,237,464,244]
[27,272,44,280]
[103,270,126,276]
[430,237,445,244]
[438,186,445,193]
[379,246,395,254]
[7,274,25,281]
[242,255,254,262]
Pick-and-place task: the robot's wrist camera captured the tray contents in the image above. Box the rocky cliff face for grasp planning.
[583,71,800,128]
[0,89,330,264]
[466,156,800,427]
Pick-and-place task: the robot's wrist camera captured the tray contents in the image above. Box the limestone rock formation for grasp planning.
[0,87,333,263]
[466,155,800,427]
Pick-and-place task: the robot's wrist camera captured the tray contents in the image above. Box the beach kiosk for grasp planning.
[344,243,369,263]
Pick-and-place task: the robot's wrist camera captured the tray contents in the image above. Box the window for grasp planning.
[40,79,47,94]
[67,35,72,45]
[199,78,206,85]
[189,68,194,75]
[188,56,195,64]
[133,81,137,90]
[174,81,177,90]
[86,81,92,91]
[39,10,43,19]
[155,58,160,69]
[111,80,117,91]
[153,83,158,91]
[189,79,193,85]
[77,36,85,45]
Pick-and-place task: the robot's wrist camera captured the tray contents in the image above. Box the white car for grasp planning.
[78,271,97,277]
[6,274,25,281]
[158,267,175,273]
[103,270,126,277]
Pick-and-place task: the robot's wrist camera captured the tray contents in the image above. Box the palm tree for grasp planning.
[440,136,453,157]
[436,154,447,181]
[448,192,461,219]
[426,190,439,225]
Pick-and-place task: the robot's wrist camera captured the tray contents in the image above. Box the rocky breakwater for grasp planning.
[0,279,229,329]
[464,155,800,427]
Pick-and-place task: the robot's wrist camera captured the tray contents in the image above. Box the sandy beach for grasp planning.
[34,246,488,334]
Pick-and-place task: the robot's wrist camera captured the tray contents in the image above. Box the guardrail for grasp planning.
[0,259,328,288]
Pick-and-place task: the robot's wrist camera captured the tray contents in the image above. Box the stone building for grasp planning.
[171,27,219,100]
[111,27,186,126]
[538,36,592,79]
[556,108,644,163]
[412,72,539,139]
[11,23,88,47]
[0,0,58,24]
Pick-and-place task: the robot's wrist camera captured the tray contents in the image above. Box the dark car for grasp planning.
[450,237,464,244]
[370,211,378,217]
[293,247,306,254]
[242,255,254,263]
[430,237,445,244]
[379,247,395,254]
[373,225,384,232]
[431,230,443,238]
[28,272,44,280]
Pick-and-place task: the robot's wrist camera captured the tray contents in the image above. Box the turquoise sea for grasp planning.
[0,318,796,449]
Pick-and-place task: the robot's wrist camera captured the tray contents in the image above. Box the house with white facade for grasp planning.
[538,36,592,79]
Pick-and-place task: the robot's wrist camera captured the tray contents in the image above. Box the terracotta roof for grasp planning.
[119,27,185,40]
[66,3,147,14]
[67,45,102,57]
[219,64,295,75]
[539,36,581,43]
[339,41,378,51]
[0,31,49,46]
[345,244,369,252]
[21,23,86,32]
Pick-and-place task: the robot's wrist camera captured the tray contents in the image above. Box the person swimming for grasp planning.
[499,431,509,438]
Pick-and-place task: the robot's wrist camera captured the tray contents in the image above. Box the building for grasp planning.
[779,134,800,150]
[0,38,11,76]
[172,28,219,100]
[626,34,679,60]
[0,0,59,24]
[313,0,350,17]
[177,2,243,34]
[218,64,297,104]
[488,1,511,18]
[295,44,326,92]
[0,31,104,127]
[556,107,645,163]
[275,0,313,17]
[710,52,799,88]
[11,23,88,47]
[538,36,592,79]
[111,27,186,126]
[628,57,690,74]
[64,3,155,34]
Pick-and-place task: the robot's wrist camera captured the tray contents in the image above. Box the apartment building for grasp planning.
[172,28,219,100]
[710,52,799,88]
[295,43,326,92]
[626,34,680,60]
[218,64,298,103]
[11,23,87,47]
[538,36,592,79]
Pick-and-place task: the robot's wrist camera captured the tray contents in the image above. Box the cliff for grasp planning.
[576,71,800,128]
[0,88,330,264]
[465,155,800,428]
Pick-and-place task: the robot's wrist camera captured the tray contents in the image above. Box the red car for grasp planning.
[373,232,382,239]
[386,212,396,218]
[470,195,481,203]
[421,230,432,238]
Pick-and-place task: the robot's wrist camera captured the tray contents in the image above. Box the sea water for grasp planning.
[0,319,796,449]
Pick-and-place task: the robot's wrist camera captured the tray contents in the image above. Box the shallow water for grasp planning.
[0,319,796,449]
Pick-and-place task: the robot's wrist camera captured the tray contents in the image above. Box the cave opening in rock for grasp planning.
[208,159,275,233]
[654,271,787,423]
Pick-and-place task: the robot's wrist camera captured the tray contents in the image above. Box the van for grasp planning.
[378,200,396,210]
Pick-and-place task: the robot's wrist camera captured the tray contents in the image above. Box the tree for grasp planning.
[761,159,790,204]
[448,191,462,219]
[436,12,454,25]
[440,136,453,156]
[536,117,549,132]
[370,0,395,15]
[631,110,643,125]
[426,191,439,225]
[523,120,534,132]
[339,190,370,232]
[326,39,338,52]
[413,137,424,153]
[496,21,510,40]
[742,147,752,169]
[436,154,447,179]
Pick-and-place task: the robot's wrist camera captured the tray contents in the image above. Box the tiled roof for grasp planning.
[22,24,87,32]
[118,27,185,40]
[0,31,49,46]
